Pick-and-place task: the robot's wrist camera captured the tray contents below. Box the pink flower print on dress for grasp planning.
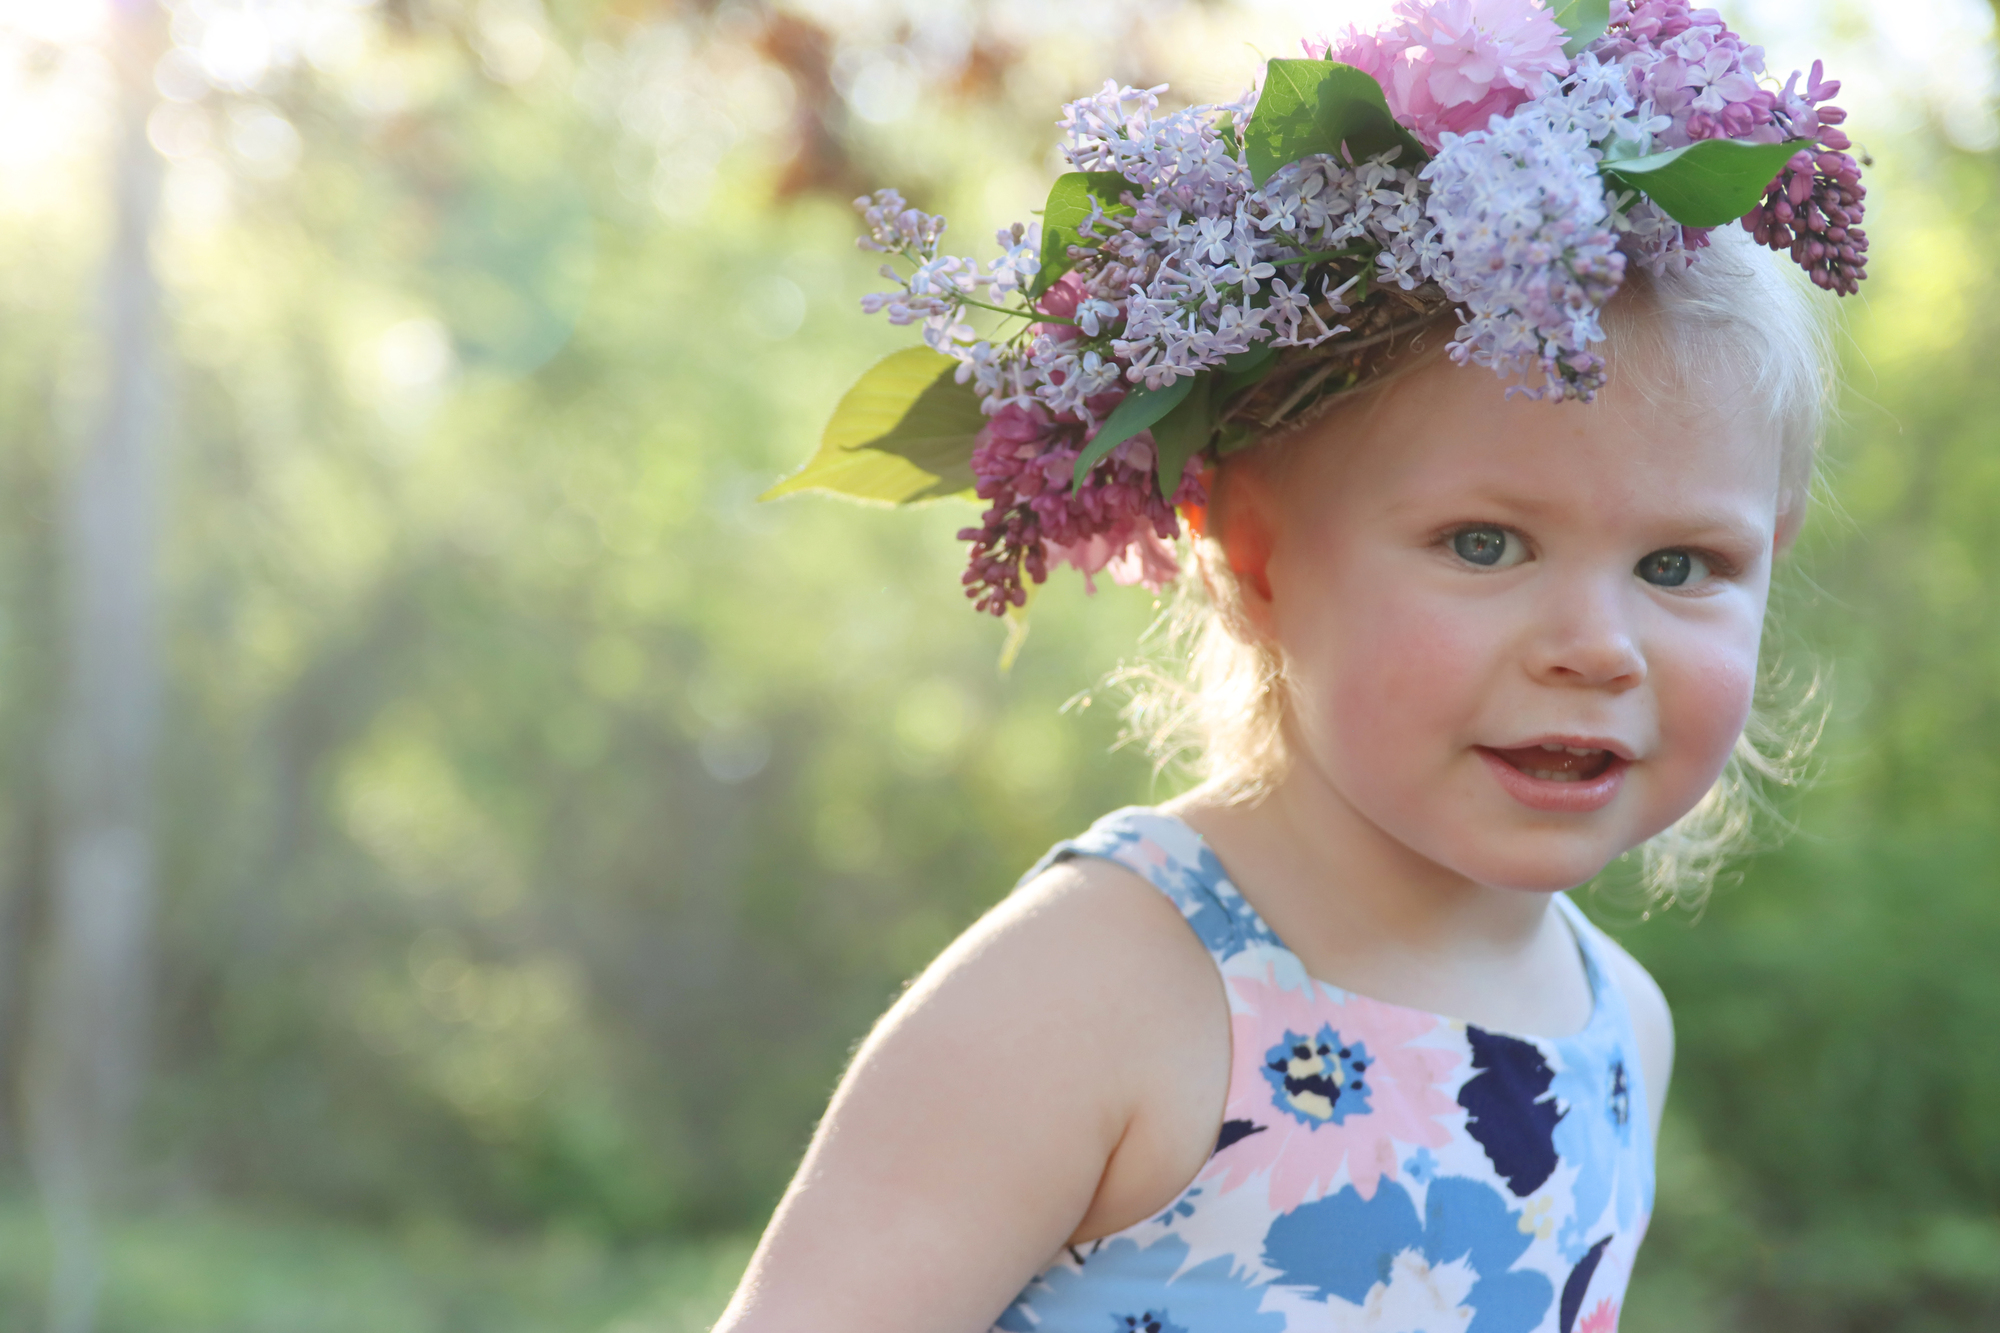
[1576,1297,1620,1332]
[1206,966,1463,1210]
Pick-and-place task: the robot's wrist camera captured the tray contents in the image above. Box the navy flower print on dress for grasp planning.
[1460,1026,1564,1197]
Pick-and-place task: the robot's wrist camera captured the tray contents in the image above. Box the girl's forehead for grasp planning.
[1293,357,1784,524]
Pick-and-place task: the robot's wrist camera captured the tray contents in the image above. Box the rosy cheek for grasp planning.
[1309,590,1489,775]
[1672,652,1752,780]
[1659,630,1760,791]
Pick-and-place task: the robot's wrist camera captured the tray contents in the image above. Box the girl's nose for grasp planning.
[1527,579,1648,690]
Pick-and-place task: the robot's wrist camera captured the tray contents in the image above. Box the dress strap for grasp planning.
[1017,806,1283,965]
[1550,894,1629,1029]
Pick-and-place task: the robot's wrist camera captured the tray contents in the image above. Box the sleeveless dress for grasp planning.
[993,808,1655,1333]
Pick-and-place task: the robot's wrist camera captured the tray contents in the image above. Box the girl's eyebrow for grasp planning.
[1389,489,1772,545]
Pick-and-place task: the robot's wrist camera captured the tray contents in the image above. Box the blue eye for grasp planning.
[1636,549,1710,587]
[1451,526,1517,568]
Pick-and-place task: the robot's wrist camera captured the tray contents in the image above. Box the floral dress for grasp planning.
[994,808,1655,1333]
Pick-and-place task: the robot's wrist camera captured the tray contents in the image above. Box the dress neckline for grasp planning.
[1136,806,1616,1051]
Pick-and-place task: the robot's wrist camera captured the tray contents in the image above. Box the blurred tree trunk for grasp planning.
[24,3,167,1331]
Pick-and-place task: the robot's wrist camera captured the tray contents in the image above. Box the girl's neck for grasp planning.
[1165,763,1593,1038]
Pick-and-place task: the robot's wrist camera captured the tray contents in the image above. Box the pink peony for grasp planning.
[1315,0,1572,150]
[1045,516,1182,594]
[1203,964,1464,1212]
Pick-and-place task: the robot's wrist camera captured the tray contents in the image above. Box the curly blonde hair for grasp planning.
[1115,229,1839,907]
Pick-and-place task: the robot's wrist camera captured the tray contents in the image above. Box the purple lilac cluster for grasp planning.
[956,402,1205,616]
[850,0,1865,614]
[1421,54,1661,397]
[1589,1,1867,291]
[856,188,1041,353]
[1752,61,1866,294]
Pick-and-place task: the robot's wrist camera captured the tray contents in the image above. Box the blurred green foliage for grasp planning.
[0,2,1994,1330]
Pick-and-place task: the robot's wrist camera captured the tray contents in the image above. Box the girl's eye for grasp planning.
[1635,548,1711,588]
[1450,525,1524,569]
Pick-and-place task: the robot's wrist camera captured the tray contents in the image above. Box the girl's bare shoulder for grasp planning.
[713,850,1228,1333]
[895,852,1230,1149]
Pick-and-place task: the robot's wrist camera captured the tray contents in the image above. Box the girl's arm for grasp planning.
[712,858,1228,1333]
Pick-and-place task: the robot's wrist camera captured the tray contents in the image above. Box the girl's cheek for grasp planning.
[1661,626,1762,788]
[1304,587,1488,768]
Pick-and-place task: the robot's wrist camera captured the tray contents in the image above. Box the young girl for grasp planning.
[727,3,1860,1329]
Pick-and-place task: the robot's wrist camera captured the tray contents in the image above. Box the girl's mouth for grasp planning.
[1486,743,1617,783]
[1476,743,1629,813]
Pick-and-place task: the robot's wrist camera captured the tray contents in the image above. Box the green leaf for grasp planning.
[1151,373,1216,500]
[1218,344,1279,399]
[1216,420,1259,456]
[1071,376,1195,492]
[762,346,985,505]
[1549,0,1610,57]
[1031,171,1134,300]
[1602,137,1805,229]
[1245,59,1427,188]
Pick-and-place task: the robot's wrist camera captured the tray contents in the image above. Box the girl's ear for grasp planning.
[1774,496,1806,552]
[1211,458,1279,634]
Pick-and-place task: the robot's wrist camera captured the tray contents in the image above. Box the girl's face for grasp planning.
[1230,352,1786,893]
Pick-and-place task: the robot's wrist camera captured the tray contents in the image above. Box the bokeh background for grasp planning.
[0,0,1996,1330]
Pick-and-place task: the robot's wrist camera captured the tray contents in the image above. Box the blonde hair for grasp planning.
[1117,229,1840,907]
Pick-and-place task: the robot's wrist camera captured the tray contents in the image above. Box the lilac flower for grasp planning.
[987,222,1043,297]
[1743,61,1867,295]
[1590,1,1779,147]
[955,403,1207,616]
[1421,99,1627,400]
[853,188,948,254]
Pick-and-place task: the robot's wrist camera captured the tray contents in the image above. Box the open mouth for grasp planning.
[1484,743,1618,784]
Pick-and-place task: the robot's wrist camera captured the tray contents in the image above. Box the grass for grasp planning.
[0,1194,752,1333]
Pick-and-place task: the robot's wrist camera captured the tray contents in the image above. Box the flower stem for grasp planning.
[958,295,1079,326]
[1270,246,1371,268]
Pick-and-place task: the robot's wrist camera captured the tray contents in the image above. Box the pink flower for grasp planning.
[1030,271,1088,345]
[1043,442,1185,593]
[1316,0,1571,150]
[1204,965,1464,1211]
[958,407,1203,614]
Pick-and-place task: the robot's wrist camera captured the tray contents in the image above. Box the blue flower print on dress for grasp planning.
[1404,1146,1440,1184]
[1043,813,1283,963]
[1262,1026,1373,1127]
[1458,1027,1563,1197]
[1112,1315,1186,1333]
[1263,1176,1555,1333]
[1154,1187,1202,1227]
[995,1235,1283,1333]
[1107,831,1280,961]
[1551,1052,1641,1259]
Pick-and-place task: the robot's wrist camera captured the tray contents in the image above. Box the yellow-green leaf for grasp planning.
[761,347,985,505]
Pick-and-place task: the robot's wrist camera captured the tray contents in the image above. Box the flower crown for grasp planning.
[767,0,1865,617]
